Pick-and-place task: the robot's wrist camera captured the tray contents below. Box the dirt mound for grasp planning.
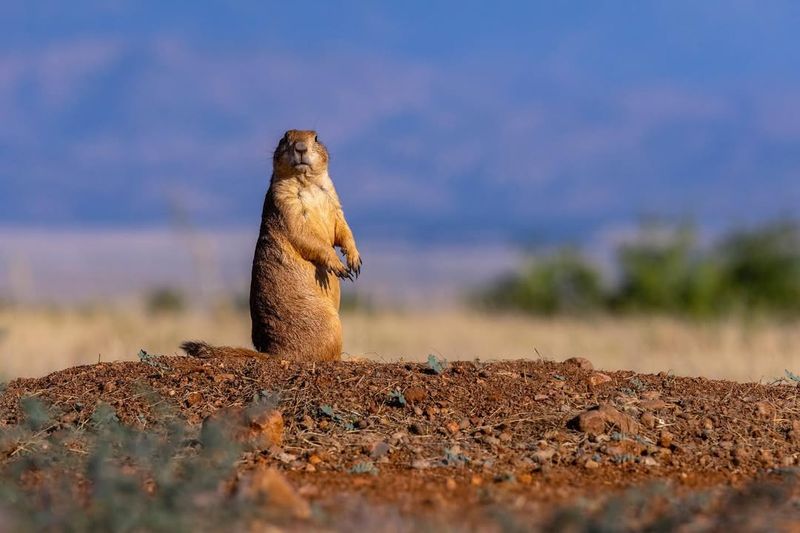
[2,356,800,529]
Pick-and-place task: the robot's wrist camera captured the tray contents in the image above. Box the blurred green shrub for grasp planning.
[477,250,604,315]
[478,219,800,317]
[146,287,186,314]
[719,220,800,314]
[611,222,728,317]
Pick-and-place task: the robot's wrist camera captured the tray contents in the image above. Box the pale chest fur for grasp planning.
[274,174,341,242]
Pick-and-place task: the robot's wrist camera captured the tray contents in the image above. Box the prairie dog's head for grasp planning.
[272,129,329,179]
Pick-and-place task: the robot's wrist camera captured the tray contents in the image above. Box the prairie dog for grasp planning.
[182,129,360,361]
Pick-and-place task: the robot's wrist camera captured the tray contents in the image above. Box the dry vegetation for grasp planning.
[2,305,800,382]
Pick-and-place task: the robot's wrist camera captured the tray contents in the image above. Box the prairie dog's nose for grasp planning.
[294,141,308,153]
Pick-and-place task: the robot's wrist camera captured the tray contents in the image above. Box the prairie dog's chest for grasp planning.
[298,184,336,217]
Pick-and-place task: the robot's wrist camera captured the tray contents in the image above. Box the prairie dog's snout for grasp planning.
[292,141,311,167]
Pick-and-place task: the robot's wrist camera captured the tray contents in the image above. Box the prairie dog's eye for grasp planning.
[314,135,319,143]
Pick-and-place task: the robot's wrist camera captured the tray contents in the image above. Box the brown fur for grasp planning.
[182,130,360,362]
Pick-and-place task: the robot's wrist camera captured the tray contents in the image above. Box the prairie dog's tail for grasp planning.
[180,341,272,361]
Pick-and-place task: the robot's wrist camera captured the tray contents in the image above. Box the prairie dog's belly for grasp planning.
[253,232,339,306]
[298,185,337,243]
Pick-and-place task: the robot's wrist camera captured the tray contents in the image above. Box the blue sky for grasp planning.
[1,1,799,242]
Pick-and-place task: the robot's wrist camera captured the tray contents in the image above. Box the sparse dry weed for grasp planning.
[2,306,799,381]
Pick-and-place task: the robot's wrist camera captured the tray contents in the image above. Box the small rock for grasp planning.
[639,399,670,411]
[239,466,310,520]
[733,447,751,465]
[458,418,471,430]
[445,421,460,434]
[471,474,483,486]
[573,405,639,436]
[370,441,391,459]
[483,436,501,446]
[300,415,315,430]
[518,473,533,484]
[702,418,714,430]
[605,439,644,457]
[446,478,457,491]
[308,454,323,465]
[640,412,656,429]
[641,391,660,401]
[532,448,555,463]
[201,406,284,450]
[249,409,285,447]
[404,386,427,404]
[498,431,512,443]
[757,448,774,466]
[103,381,117,393]
[755,401,775,420]
[584,459,600,469]
[60,411,79,425]
[641,457,659,467]
[564,357,594,371]
[277,452,297,464]
[185,391,203,407]
[411,459,431,469]
[534,394,549,401]
[213,373,235,383]
[588,373,612,387]
[390,431,407,445]
[576,410,607,435]
[658,430,674,448]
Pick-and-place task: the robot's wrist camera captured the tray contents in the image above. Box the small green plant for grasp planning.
[388,389,407,407]
[785,370,800,383]
[349,461,379,476]
[138,349,168,372]
[443,447,469,466]
[427,354,448,375]
[319,404,355,430]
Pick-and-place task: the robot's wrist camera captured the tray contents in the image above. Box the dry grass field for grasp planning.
[2,305,799,382]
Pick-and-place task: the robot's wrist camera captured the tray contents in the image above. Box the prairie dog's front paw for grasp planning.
[346,250,362,278]
[327,258,353,281]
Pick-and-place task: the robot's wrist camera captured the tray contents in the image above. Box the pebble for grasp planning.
[641,412,656,429]
[658,431,674,448]
[185,391,203,406]
[588,373,612,387]
[755,401,775,419]
[574,405,639,435]
[641,457,659,467]
[411,459,431,469]
[404,386,427,404]
[532,448,555,463]
[370,441,391,459]
[563,357,594,371]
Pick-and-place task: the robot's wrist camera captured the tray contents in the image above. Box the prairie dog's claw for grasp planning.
[347,255,362,279]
